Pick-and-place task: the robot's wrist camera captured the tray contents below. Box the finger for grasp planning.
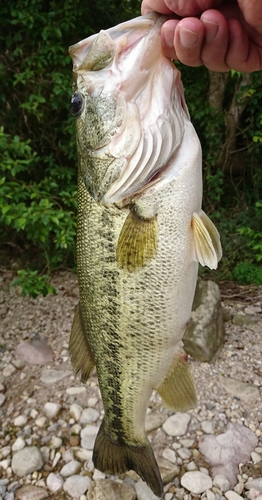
[161,19,180,59]
[200,10,229,72]
[173,18,205,67]
[141,0,174,15]
[164,0,223,17]
[226,18,262,72]
[238,0,262,33]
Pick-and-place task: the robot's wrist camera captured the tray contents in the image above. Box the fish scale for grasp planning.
[69,13,222,498]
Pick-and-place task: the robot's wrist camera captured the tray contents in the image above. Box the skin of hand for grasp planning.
[141,0,262,72]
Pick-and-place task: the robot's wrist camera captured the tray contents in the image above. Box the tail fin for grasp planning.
[93,420,163,498]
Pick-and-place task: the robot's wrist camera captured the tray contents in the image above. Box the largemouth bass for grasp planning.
[69,14,222,498]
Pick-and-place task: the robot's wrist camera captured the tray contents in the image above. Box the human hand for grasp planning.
[141,0,262,72]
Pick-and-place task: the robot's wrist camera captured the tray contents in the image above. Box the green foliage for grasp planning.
[12,269,57,298]
[232,262,262,286]
[0,0,140,297]
[0,2,262,294]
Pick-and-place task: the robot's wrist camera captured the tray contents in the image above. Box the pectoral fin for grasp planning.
[192,210,222,270]
[117,203,158,272]
[69,303,95,382]
[156,348,197,411]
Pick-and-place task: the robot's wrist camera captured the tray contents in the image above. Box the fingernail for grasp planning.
[202,19,219,42]
[179,27,199,48]
[163,27,175,48]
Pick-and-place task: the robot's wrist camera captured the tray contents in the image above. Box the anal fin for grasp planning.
[117,202,158,272]
[156,348,197,412]
[69,303,95,383]
[93,419,163,498]
[192,210,222,270]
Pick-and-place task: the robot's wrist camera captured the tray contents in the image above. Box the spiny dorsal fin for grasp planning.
[192,210,222,270]
[156,347,197,411]
[69,303,95,383]
[117,203,158,272]
[93,419,163,498]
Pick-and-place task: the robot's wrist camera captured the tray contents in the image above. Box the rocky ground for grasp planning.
[0,269,262,500]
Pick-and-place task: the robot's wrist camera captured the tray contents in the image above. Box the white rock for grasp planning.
[44,402,61,419]
[12,437,25,452]
[163,413,191,436]
[30,409,38,419]
[247,488,262,500]
[0,383,5,392]
[181,471,212,494]
[0,459,11,470]
[80,408,99,425]
[245,479,262,493]
[164,494,173,500]
[135,479,161,499]
[213,474,231,492]
[225,491,244,500]
[66,386,86,395]
[60,460,82,477]
[92,469,106,480]
[162,448,177,464]
[35,416,47,428]
[49,436,62,449]
[0,394,6,406]
[186,461,197,471]
[87,397,98,407]
[40,369,70,384]
[52,452,61,468]
[177,448,191,460]
[201,420,215,434]
[206,490,216,500]
[46,472,64,492]
[145,411,167,432]
[81,426,99,450]
[234,483,244,495]
[3,364,16,377]
[13,415,27,427]
[75,449,93,462]
[70,423,82,435]
[63,475,91,497]
[11,446,43,477]
[251,451,261,463]
[69,403,83,421]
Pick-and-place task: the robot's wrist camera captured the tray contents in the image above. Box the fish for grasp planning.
[68,13,222,498]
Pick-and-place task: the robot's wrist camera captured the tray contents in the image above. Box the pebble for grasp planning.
[201,419,216,434]
[75,449,93,462]
[3,364,16,377]
[181,471,212,494]
[245,479,262,493]
[11,437,25,452]
[135,480,161,500]
[251,451,261,463]
[43,402,61,419]
[60,460,82,477]
[35,416,47,428]
[80,425,99,450]
[213,474,231,492]
[66,386,86,395]
[157,457,180,484]
[0,394,6,406]
[13,415,27,427]
[40,369,70,384]
[15,484,48,500]
[225,491,244,500]
[63,475,91,498]
[11,446,43,477]
[70,403,83,421]
[46,472,64,492]
[87,479,136,500]
[0,383,5,392]
[49,436,62,449]
[145,411,167,432]
[87,397,98,407]
[219,375,260,402]
[162,448,177,464]
[163,413,191,436]
[177,447,191,460]
[80,408,99,425]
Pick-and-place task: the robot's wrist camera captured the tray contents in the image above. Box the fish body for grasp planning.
[69,14,222,498]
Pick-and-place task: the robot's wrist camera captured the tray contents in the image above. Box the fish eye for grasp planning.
[70,92,84,117]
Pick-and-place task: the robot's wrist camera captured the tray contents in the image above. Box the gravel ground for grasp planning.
[0,269,261,500]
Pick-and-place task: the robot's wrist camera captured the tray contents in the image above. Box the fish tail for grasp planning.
[93,419,163,498]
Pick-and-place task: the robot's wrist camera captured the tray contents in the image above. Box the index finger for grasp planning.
[141,0,174,15]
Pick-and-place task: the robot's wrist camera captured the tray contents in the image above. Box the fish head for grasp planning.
[69,14,194,205]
